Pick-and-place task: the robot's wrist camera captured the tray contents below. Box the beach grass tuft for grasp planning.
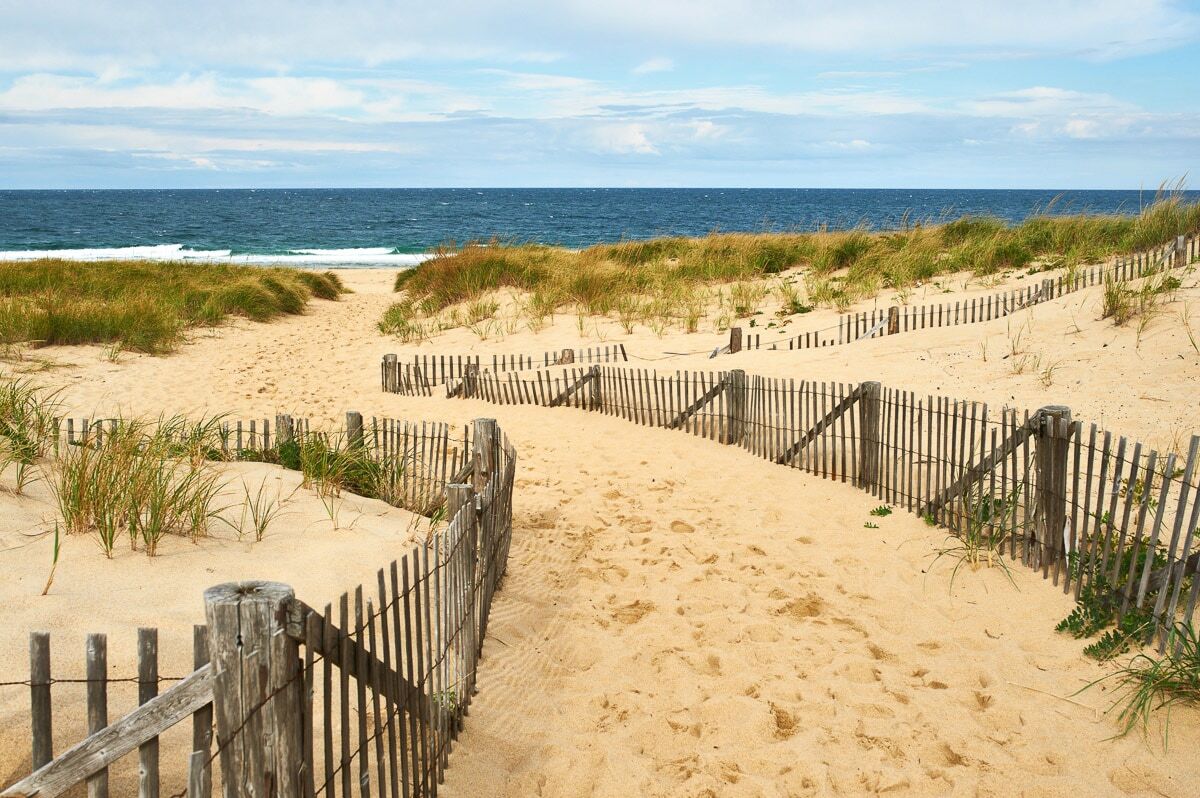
[382,197,1200,337]
[0,259,346,353]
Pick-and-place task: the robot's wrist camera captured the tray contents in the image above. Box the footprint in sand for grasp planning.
[611,599,655,624]
[774,593,824,620]
[669,520,694,534]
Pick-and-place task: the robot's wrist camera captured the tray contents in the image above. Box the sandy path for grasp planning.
[2,265,1197,796]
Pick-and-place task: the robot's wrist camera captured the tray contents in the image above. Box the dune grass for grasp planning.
[383,196,1200,338]
[0,259,345,354]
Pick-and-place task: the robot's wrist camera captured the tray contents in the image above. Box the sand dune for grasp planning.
[2,264,1197,796]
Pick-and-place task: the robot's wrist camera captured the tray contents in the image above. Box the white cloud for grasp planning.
[590,123,658,154]
[632,57,674,74]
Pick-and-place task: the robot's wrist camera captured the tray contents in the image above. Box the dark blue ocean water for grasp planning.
[1,188,1195,267]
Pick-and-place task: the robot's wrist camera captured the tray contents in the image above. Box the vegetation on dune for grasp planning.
[382,197,1200,339]
[0,259,345,354]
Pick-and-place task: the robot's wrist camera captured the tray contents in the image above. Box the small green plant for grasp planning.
[869,505,892,517]
[928,485,1021,590]
[41,523,61,596]
[1084,621,1200,747]
[237,478,287,542]
[864,521,879,529]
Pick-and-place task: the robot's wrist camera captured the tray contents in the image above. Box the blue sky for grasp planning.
[0,0,1198,189]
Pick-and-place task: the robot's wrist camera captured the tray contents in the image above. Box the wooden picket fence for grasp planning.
[2,417,516,798]
[734,233,1196,352]
[381,344,627,396]
[435,363,1200,648]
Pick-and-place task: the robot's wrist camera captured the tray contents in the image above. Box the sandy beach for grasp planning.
[2,261,1198,796]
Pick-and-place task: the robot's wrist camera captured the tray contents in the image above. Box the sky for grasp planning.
[0,1,1198,189]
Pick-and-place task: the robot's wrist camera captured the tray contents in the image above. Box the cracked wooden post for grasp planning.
[559,348,574,365]
[274,415,294,447]
[345,411,364,449]
[204,581,302,798]
[1174,235,1187,268]
[472,418,497,493]
[857,382,882,491]
[728,326,743,354]
[887,306,899,335]
[723,370,747,445]
[382,354,397,392]
[1034,406,1072,570]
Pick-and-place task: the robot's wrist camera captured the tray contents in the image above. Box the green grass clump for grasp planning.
[0,260,345,353]
[386,195,1200,336]
[1089,621,1200,745]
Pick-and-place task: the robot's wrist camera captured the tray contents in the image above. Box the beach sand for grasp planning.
[1,264,1197,796]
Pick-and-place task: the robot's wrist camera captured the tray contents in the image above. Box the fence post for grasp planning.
[463,363,480,399]
[1174,235,1187,268]
[345,411,364,449]
[723,370,746,445]
[382,354,397,392]
[1041,278,1054,301]
[1034,406,1072,569]
[887,306,899,335]
[472,418,497,493]
[204,581,303,798]
[857,382,882,490]
[588,365,602,411]
[559,348,574,365]
[30,632,52,769]
[729,327,743,354]
[275,415,294,447]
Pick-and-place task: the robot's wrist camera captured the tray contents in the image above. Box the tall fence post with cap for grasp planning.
[857,382,882,491]
[1034,405,1072,570]
[204,581,303,798]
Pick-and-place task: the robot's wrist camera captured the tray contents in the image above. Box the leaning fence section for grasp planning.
[735,233,1195,352]
[381,344,628,396]
[431,361,1200,647]
[3,417,516,798]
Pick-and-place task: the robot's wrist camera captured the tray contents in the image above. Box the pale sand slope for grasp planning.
[0,265,1196,795]
[0,461,426,792]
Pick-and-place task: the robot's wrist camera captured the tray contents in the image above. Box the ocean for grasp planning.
[1,188,1195,268]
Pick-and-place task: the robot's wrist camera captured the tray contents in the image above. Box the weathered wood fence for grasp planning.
[381,344,628,396]
[3,417,516,798]
[435,363,1200,647]
[733,233,1196,352]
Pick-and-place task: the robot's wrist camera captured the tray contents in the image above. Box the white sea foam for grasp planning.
[0,244,433,268]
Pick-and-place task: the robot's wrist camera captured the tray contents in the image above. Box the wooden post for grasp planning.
[1175,235,1187,268]
[463,363,480,399]
[1041,278,1054,301]
[87,634,109,798]
[857,382,882,490]
[887,306,899,335]
[588,365,602,411]
[275,415,294,447]
[138,628,159,798]
[723,370,747,445]
[191,626,212,798]
[559,348,574,365]
[382,354,398,392]
[31,631,52,769]
[1034,406,1072,568]
[346,411,364,449]
[472,419,497,493]
[204,581,303,798]
[729,327,743,354]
